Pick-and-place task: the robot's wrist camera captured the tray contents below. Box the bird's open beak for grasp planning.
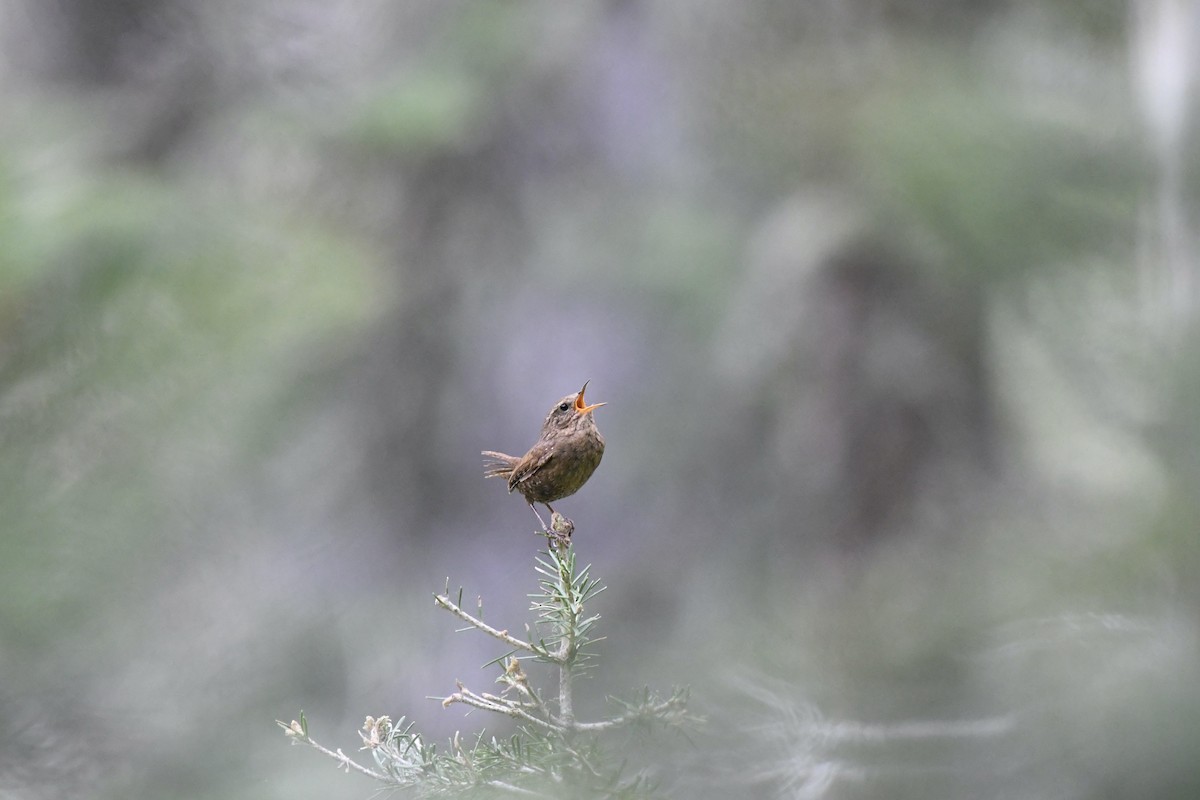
[575,380,606,414]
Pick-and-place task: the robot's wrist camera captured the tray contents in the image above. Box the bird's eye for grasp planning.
[558,402,570,412]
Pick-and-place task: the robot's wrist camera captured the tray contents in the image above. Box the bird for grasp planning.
[482,381,606,536]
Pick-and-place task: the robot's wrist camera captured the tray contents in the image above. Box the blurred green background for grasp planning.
[2,1,1199,798]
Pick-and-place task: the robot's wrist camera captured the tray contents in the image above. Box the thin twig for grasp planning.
[486,780,558,798]
[290,734,394,782]
[553,550,578,726]
[558,657,574,726]
[435,593,553,660]
[570,698,691,733]
[445,684,567,733]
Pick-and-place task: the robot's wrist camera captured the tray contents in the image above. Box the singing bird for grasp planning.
[482,381,606,534]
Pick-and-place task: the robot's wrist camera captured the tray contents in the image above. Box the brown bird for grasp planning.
[482,381,606,535]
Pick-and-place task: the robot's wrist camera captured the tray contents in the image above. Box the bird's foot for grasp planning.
[543,512,574,549]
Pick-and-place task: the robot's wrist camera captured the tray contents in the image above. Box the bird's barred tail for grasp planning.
[481,450,519,480]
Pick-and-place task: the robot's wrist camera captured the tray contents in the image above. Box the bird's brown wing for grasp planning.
[505,442,553,494]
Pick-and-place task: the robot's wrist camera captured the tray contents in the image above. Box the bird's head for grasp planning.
[543,381,605,433]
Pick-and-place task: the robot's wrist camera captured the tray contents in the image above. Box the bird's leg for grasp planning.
[527,502,552,533]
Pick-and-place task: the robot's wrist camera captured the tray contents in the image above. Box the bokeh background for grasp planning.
[3,1,1200,798]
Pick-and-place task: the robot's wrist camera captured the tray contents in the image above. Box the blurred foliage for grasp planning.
[0,112,382,668]
[855,53,1144,281]
[1,1,1198,799]
[348,71,483,154]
